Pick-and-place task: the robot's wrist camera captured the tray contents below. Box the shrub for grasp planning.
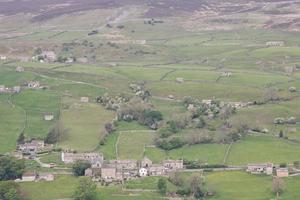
[72,160,91,176]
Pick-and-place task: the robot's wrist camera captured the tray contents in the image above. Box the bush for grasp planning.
[155,137,185,150]
[72,160,91,176]
[74,177,97,200]
[0,181,21,200]
[0,156,25,181]
[157,178,167,194]
[279,163,287,168]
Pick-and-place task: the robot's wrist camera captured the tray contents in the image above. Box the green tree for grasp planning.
[279,130,284,138]
[45,121,68,144]
[17,132,25,145]
[0,156,25,181]
[72,160,91,176]
[190,175,205,199]
[0,181,21,200]
[157,178,167,194]
[74,177,97,200]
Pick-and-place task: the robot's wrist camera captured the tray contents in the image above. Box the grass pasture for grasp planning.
[206,171,273,200]
[117,131,156,160]
[149,81,262,101]
[12,90,60,139]
[59,99,114,152]
[226,136,300,165]
[0,101,24,154]
[20,175,164,200]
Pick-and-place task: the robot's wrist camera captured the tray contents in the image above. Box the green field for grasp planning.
[117,131,156,160]
[59,99,115,151]
[145,143,228,164]
[20,175,164,200]
[227,136,300,165]
[0,100,24,153]
[12,90,61,139]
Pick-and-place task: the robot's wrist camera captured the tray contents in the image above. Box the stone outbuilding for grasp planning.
[80,97,89,103]
[276,168,289,177]
[22,172,37,182]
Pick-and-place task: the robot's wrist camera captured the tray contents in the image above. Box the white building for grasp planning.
[139,168,148,177]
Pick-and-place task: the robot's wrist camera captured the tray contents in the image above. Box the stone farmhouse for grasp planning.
[61,152,103,168]
[163,159,184,172]
[18,172,54,182]
[266,41,285,47]
[84,157,184,183]
[27,81,40,89]
[41,51,57,62]
[247,163,274,175]
[18,140,45,156]
[0,85,21,94]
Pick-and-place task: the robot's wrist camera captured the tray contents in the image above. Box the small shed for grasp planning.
[80,97,89,103]
[44,113,54,121]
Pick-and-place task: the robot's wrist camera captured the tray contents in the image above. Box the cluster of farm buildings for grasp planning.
[13,139,291,184]
[62,152,183,183]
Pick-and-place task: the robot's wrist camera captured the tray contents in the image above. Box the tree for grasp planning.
[273,177,285,200]
[169,172,183,186]
[17,132,25,145]
[72,160,91,176]
[190,175,205,199]
[0,156,25,181]
[74,177,97,200]
[196,117,206,128]
[0,181,21,200]
[294,161,300,169]
[263,87,279,102]
[279,130,284,138]
[157,178,167,194]
[45,121,68,144]
[104,123,116,134]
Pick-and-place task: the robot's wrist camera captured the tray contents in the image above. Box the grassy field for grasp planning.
[206,171,273,200]
[20,175,164,200]
[59,99,115,152]
[117,131,156,160]
[145,143,228,164]
[12,90,61,139]
[39,152,65,166]
[226,136,300,165]
[20,175,79,200]
[0,100,24,154]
